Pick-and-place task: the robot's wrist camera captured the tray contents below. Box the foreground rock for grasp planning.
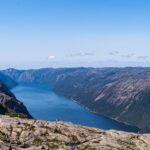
[0,116,150,150]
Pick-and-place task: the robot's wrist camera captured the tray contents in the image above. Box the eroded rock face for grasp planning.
[0,115,149,150]
[0,81,32,119]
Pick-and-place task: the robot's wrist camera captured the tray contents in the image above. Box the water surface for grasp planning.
[12,83,139,133]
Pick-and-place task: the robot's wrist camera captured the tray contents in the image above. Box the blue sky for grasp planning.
[0,0,150,69]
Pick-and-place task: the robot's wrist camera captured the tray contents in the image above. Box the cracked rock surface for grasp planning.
[0,116,150,150]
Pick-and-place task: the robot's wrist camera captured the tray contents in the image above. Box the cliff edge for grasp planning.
[0,115,150,150]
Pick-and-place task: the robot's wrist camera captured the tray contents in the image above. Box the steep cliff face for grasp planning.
[0,72,17,89]
[0,73,32,118]
[0,115,150,150]
[53,68,150,131]
[3,67,150,131]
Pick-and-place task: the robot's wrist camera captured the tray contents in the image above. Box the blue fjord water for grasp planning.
[12,83,139,133]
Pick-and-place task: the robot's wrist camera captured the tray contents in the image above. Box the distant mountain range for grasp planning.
[2,67,150,132]
[0,72,32,118]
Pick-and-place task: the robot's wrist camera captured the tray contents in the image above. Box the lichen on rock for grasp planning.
[0,115,150,150]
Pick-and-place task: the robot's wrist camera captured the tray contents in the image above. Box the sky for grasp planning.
[0,0,150,69]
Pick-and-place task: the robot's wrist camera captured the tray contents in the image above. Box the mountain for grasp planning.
[3,67,150,132]
[0,115,150,150]
[0,73,32,118]
[0,72,17,89]
[2,68,83,85]
[53,67,150,132]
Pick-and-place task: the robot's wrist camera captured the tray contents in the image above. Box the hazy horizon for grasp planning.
[1,0,150,69]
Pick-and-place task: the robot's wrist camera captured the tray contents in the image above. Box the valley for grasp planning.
[2,67,150,132]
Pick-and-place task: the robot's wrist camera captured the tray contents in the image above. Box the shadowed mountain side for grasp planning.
[0,73,32,118]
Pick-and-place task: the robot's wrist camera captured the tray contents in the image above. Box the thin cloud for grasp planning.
[137,56,149,59]
[108,50,119,55]
[48,55,56,60]
[84,52,94,56]
[67,53,82,57]
[66,52,94,57]
[122,54,134,59]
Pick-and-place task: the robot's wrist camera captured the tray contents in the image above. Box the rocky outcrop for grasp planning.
[0,79,32,118]
[0,115,149,150]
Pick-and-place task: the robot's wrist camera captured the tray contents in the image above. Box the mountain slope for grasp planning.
[53,67,150,131]
[0,73,32,118]
[1,67,85,85]
[0,72,17,88]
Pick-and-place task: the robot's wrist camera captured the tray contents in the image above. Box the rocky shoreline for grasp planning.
[67,97,140,133]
